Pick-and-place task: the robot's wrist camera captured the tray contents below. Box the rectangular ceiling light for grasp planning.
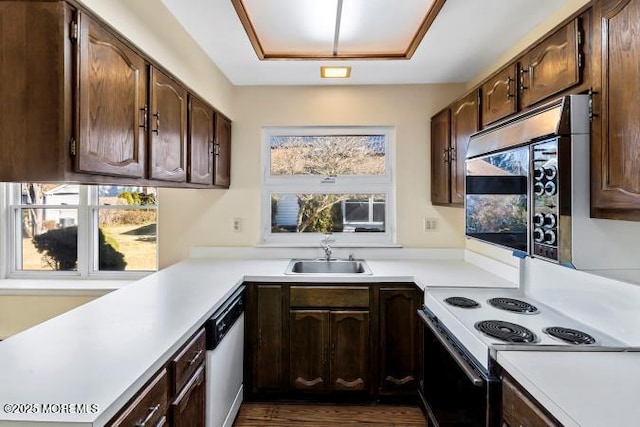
[320,66,351,78]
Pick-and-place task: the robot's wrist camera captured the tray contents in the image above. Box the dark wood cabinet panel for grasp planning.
[430,108,451,206]
[330,311,369,392]
[108,368,170,427]
[188,96,214,185]
[149,67,187,182]
[214,113,232,187]
[290,310,330,392]
[171,328,206,395]
[590,0,640,220]
[481,64,518,127]
[502,375,559,427]
[450,91,480,205]
[378,288,420,395]
[519,18,582,108]
[250,284,284,393]
[171,365,206,427]
[76,12,147,178]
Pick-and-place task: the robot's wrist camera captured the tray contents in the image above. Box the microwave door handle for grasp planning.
[418,310,484,387]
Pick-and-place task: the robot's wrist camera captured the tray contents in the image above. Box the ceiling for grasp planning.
[160,0,570,86]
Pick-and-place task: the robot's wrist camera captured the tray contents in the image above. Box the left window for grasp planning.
[8,183,157,278]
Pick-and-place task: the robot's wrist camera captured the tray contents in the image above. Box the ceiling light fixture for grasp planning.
[320,66,351,78]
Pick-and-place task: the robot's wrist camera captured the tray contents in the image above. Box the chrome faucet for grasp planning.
[320,233,333,261]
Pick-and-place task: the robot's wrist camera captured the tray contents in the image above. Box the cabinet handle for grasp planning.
[187,349,203,365]
[449,146,456,163]
[330,342,335,361]
[152,111,160,134]
[442,148,449,163]
[258,328,262,349]
[519,68,529,91]
[140,106,148,130]
[209,141,215,155]
[135,404,160,427]
[506,77,515,99]
[213,142,221,156]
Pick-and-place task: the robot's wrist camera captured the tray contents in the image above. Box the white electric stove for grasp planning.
[424,287,633,370]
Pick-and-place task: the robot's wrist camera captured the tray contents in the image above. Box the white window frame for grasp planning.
[262,126,396,245]
[5,184,157,279]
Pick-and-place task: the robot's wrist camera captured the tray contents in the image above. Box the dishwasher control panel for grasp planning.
[206,287,244,350]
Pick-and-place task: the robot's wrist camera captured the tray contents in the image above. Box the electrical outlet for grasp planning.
[232,218,242,232]
[424,217,438,232]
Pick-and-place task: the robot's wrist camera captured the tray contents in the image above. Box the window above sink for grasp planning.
[261,126,396,246]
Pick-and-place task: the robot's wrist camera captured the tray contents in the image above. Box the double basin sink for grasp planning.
[285,259,372,275]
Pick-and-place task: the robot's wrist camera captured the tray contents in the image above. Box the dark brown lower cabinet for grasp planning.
[501,375,559,427]
[107,368,169,427]
[171,365,206,427]
[379,287,421,395]
[245,283,422,401]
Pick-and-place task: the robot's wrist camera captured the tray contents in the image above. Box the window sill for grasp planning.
[256,243,403,248]
[0,279,131,296]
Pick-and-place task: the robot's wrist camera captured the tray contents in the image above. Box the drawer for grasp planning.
[290,286,369,308]
[108,368,169,427]
[172,328,206,394]
[502,376,558,427]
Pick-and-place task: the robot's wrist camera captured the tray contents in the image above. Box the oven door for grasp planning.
[465,145,529,254]
[418,310,500,427]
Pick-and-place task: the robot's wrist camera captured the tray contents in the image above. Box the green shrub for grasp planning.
[32,226,127,271]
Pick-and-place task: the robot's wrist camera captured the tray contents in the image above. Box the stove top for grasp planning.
[424,287,632,369]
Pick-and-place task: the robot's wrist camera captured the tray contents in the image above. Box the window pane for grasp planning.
[98,209,157,271]
[271,193,385,233]
[98,186,157,206]
[20,208,78,271]
[21,183,79,205]
[373,202,385,223]
[270,135,385,176]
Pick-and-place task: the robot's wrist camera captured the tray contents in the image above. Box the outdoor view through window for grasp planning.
[266,131,392,240]
[15,183,157,273]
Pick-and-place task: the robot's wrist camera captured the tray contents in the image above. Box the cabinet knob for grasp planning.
[152,111,160,134]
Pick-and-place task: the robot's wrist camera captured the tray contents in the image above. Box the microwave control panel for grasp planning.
[532,138,559,261]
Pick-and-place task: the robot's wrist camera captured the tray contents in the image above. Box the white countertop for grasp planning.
[0,256,515,426]
[498,350,640,427]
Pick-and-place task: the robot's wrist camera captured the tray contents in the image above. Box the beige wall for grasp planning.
[158,84,467,266]
[0,296,96,340]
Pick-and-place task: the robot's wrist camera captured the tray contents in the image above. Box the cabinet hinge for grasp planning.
[588,87,597,122]
[578,53,583,69]
[70,138,77,157]
[577,29,583,47]
[69,21,78,42]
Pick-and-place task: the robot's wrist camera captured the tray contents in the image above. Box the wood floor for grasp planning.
[233,403,428,426]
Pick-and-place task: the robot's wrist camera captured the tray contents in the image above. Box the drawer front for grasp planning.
[290,286,369,308]
[108,368,169,427]
[502,376,558,427]
[172,328,206,393]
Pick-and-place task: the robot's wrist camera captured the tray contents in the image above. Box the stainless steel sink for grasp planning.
[285,259,372,275]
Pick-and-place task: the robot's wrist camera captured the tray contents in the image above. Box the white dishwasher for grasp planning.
[205,286,244,427]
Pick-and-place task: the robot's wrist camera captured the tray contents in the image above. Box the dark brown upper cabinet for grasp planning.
[188,95,214,185]
[430,108,452,206]
[519,18,582,109]
[214,113,232,187]
[450,90,480,206]
[149,67,188,182]
[590,0,640,220]
[76,12,147,178]
[481,64,518,127]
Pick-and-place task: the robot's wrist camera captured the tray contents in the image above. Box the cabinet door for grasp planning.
[290,310,330,392]
[591,0,640,219]
[214,113,232,187]
[188,96,214,185]
[481,64,518,127]
[108,368,169,426]
[430,109,451,206]
[171,365,205,427]
[451,91,479,206]
[77,12,146,178]
[519,18,582,108]
[251,284,284,392]
[502,376,559,427]
[330,311,369,392]
[379,288,419,394]
[150,67,187,181]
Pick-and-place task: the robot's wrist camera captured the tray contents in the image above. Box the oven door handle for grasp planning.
[418,310,484,387]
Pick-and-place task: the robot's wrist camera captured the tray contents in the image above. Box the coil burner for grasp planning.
[475,320,537,343]
[488,297,539,314]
